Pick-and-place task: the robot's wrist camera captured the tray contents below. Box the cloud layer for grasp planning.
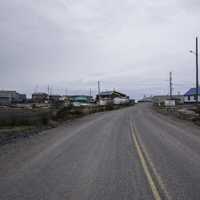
[0,0,200,98]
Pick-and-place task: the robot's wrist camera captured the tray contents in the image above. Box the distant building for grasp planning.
[69,95,93,107]
[96,91,129,106]
[138,97,153,103]
[164,99,176,107]
[153,95,184,106]
[184,87,200,103]
[129,99,136,105]
[32,93,48,103]
[59,96,71,106]
[0,90,26,105]
[13,93,26,103]
[49,95,61,104]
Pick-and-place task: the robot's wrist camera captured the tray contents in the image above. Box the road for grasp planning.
[0,103,200,200]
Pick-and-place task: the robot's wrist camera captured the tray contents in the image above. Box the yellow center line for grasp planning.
[130,120,162,200]
[134,122,172,200]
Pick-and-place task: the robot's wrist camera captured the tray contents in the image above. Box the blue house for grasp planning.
[184,87,200,103]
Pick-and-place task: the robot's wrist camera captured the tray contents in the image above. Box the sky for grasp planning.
[0,0,200,99]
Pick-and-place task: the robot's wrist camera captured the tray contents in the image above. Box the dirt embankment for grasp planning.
[0,104,133,145]
[154,105,200,126]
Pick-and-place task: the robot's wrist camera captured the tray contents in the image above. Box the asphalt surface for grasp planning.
[0,104,200,200]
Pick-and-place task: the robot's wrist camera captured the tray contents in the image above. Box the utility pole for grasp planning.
[169,72,173,99]
[98,81,101,104]
[89,88,92,97]
[47,85,50,96]
[196,37,199,105]
[189,37,199,105]
[47,85,50,102]
[50,86,53,95]
[98,81,101,96]
[89,88,92,103]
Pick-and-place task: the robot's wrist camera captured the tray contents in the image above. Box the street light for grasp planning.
[189,37,199,105]
[189,50,195,55]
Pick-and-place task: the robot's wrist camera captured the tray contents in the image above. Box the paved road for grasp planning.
[0,104,200,200]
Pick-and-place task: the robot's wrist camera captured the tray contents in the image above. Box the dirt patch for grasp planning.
[154,105,200,126]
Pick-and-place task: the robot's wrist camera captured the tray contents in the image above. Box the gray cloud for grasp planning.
[0,0,199,99]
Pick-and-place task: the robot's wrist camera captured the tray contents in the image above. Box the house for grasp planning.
[32,93,48,103]
[0,90,27,105]
[69,95,93,107]
[184,87,200,103]
[96,91,129,106]
[17,94,27,103]
[49,95,61,104]
[59,96,71,106]
[153,95,184,106]
[138,96,153,103]
[129,99,136,105]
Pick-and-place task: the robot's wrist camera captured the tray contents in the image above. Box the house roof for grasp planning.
[69,95,91,98]
[0,90,16,93]
[153,95,184,100]
[99,91,113,96]
[69,95,91,101]
[32,92,48,96]
[184,88,200,96]
[99,91,127,97]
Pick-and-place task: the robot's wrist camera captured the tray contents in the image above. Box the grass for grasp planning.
[0,104,133,144]
[0,125,34,132]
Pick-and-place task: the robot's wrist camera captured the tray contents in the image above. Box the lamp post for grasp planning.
[189,37,199,105]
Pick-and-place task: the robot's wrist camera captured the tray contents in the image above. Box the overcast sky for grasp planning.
[0,0,200,99]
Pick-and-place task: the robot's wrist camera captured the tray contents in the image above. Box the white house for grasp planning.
[0,90,26,105]
[152,95,184,105]
[96,91,129,106]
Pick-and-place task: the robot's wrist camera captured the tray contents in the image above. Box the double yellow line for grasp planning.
[130,120,171,200]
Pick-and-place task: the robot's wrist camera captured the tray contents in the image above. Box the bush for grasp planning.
[0,109,52,127]
[55,106,72,120]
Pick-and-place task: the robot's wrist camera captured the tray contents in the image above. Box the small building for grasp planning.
[32,93,48,103]
[59,96,71,106]
[18,94,27,103]
[164,99,176,107]
[49,95,61,104]
[138,97,153,103]
[153,95,184,106]
[129,99,136,105]
[96,91,129,106]
[69,95,93,107]
[0,90,27,105]
[184,87,200,103]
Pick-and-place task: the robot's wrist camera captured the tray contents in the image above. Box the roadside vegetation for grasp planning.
[0,103,133,145]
